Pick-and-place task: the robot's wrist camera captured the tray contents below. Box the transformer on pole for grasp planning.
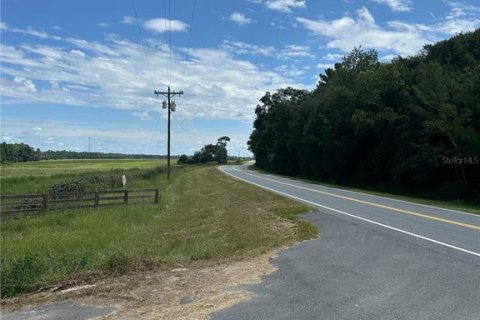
[154,86,183,179]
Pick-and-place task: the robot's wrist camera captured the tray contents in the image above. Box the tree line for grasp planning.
[178,136,231,165]
[248,30,480,202]
[0,142,167,164]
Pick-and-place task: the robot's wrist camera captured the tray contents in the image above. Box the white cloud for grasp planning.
[223,40,276,56]
[98,22,109,28]
[275,64,305,77]
[440,1,480,34]
[44,137,56,144]
[13,77,37,94]
[323,53,344,61]
[31,127,43,132]
[316,63,334,70]
[297,7,424,55]
[143,18,189,33]
[296,5,480,56]
[121,16,137,24]
[223,41,313,60]
[0,29,302,123]
[371,0,412,12]
[133,111,153,121]
[280,45,313,59]
[1,23,62,41]
[229,12,253,26]
[264,0,306,13]
[446,1,480,19]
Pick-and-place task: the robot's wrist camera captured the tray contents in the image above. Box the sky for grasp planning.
[1,0,480,156]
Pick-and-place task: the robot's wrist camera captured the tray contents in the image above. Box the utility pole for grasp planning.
[154,86,183,179]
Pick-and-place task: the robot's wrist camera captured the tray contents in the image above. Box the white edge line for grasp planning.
[219,166,480,258]
[247,164,479,218]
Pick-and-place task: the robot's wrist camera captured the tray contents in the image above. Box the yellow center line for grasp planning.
[239,169,480,231]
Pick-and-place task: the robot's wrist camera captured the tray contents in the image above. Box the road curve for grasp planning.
[220,164,480,257]
[212,164,480,320]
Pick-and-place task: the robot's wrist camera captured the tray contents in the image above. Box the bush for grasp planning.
[1,254,44,297]
[48,166,166,194]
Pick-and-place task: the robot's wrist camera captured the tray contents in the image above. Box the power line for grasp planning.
[181,0,197,78]
[173,115,196,144]
[168,0,172,86]
[131,0,145,48]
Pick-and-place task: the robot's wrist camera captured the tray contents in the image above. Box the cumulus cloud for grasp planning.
[265,0,306,13]
[280,45,313,59]
[133,111,153,121]
[0,27,302,123]
[249,0,306,13]
[121,16,138,24]
[296,5,480,56]
[223,40,276,56]
[229,12,253,26]
[143,18,189,33]
[370,0,412,12]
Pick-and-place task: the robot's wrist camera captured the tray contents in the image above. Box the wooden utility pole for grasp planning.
[154,86,183,179]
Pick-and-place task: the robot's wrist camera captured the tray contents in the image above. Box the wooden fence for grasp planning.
[0,188,159,215]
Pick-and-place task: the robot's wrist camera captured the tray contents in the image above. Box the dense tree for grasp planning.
[249,30,480,202]
[1,143,40,163]
[0,142,168,164]
[178,136,231,165]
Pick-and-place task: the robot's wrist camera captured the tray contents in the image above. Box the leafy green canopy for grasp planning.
[178,136,231,165]
[248,30,480,202]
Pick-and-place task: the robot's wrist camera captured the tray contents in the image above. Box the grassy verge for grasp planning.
[250,166,480,214]
[1,165,315,298]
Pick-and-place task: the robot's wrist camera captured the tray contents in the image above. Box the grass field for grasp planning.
[1,161,315,298]
[0,159,168,194]
[0,159,166,179]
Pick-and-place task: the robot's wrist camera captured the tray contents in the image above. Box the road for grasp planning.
[212,164,480,320]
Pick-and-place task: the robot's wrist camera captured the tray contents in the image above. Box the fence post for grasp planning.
[154,189,159,204]
[124,190,129,205]
[42,194,48,211]
[94,192,99,208]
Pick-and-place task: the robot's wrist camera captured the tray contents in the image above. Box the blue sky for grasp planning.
[1,0,479,156]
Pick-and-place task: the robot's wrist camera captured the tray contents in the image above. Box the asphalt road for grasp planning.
[213,164,480,320]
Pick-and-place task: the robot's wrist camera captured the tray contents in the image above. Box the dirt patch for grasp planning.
[1,249,283,319]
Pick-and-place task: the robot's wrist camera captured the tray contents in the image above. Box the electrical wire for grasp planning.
[131,0,167,155]
[168,0,172,86]
[181,0,197,78]
[173,115,196,145]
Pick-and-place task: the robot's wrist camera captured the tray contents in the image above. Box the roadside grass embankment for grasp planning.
[250,166,480,215]
[1,165,316,298]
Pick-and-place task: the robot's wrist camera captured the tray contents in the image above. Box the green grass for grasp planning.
[0,159,166,179]
[0,159,168,194]
[1,165,315,298]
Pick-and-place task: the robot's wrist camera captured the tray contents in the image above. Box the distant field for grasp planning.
[0,159,166,179]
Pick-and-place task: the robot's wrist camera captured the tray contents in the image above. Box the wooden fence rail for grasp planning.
[0,188,159,215]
